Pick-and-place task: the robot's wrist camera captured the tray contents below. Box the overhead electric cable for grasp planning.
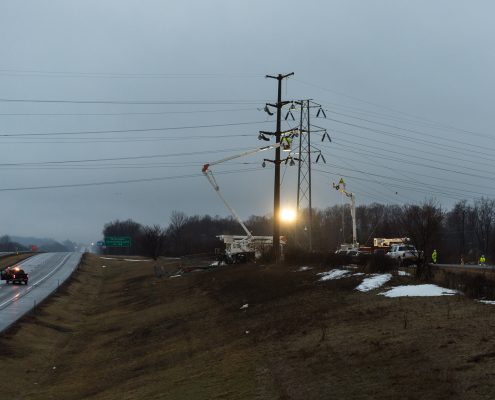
[0,120,269,137]
[0,146,257,167]
[0,167,266,192]
[0,107,258,117]
[0,98,265,105]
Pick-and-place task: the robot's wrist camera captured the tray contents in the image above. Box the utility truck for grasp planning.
[203,134,296,264]
[386,243,422,265]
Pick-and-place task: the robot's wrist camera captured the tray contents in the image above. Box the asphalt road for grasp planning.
[436,263,495,271]
[0,252,82,333]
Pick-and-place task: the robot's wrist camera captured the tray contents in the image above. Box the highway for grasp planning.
[436,263,495,271]
[0,252,82,333]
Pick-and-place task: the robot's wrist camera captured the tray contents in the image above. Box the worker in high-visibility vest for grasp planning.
[281,135,292,151]
[479,255,486,266]
[431,249,438,264]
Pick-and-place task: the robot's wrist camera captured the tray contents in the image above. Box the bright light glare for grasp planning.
[280,208,297,223]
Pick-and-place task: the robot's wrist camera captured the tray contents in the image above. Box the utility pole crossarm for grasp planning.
[266,72,294,80]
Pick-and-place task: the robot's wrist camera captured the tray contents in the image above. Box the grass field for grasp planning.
[0,252,35,270]
[1,254,495,399]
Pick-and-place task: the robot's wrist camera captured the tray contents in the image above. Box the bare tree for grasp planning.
[168,211,188,255]
[473,197,495,257]
[140,225,167,260]
[400,199,443,280]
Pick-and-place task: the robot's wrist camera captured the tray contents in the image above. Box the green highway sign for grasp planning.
[104,236,132,247]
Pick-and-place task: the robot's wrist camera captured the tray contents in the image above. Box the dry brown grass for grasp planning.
[1,255,495,399]
[0,252,35,270]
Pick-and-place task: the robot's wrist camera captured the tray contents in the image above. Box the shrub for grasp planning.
[362,253,397,274]
[439,270,495,300]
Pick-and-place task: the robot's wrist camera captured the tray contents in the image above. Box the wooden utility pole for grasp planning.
[266,72,294,263]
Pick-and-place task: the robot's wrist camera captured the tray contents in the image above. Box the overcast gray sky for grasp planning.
[1,0,494,243]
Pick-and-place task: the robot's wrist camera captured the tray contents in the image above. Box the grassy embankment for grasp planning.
[0,252,35,270]
[1,254,495,399]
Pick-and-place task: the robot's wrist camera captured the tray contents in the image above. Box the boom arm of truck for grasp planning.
[333,180,357,248]
[202,144,282,239]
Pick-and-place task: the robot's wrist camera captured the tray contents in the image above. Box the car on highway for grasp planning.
[1,266,29,285]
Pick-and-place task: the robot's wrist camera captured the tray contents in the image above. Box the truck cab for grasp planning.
[386,244,420,263]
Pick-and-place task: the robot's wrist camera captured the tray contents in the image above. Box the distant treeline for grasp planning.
[0,235,77,253]
[100,198,495,263]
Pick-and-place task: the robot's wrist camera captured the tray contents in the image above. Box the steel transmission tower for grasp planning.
[293,100,329,251]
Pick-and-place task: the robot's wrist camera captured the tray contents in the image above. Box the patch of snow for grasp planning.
[240,303,249,310]
[318,269,350,281]
[381,284,458,297]
[479,300,495,305]
[344,265,358,270]
[209,261,223,267]
[101,265,107,268]
[123,259,147,262]
[398,270,411,276]
[169,274,182,278]
[297,266,312,271]
[353,272,365,276]
[100,257,117,260]
[356,274,392,292]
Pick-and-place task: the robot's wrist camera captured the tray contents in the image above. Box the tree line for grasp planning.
[100,198,495,263]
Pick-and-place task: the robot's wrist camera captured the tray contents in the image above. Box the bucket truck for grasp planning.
[202,141,293,264]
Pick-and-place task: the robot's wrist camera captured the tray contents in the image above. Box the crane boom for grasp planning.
[202,143,282,238]
[333,179,358,248]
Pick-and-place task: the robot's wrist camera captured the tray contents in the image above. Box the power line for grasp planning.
[0,69,264,79]
[325,117,495,158]
[0,120,269,137]
[294,78,493,140]
[0,146,257,167]
[328,126,495,166]
[330,135,495,177]
[313,168,467,201]
[326,108,495,147]
[0,107,258,117]
[327,142,495,183]
[0,167,266,193]
[0,98,265,105]
[330,152,493,199]
[0,133,254,145]
[329,145,493,194]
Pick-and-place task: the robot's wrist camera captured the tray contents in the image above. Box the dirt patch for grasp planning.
[1,256,495,399]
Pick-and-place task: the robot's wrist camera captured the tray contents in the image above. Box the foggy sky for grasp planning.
[1,0,495,243]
